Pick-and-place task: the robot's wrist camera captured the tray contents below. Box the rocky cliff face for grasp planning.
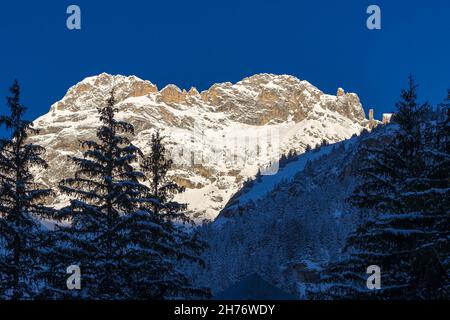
[29,73,369,220]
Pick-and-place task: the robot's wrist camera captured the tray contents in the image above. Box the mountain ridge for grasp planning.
[29,73,371,220]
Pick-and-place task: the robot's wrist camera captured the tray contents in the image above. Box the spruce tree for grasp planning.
[393,75,430,132]
[0,80,56,299]
[57,90,150,299]
[140,130,210,299]
[320,78,449,299]
[142,130,186,217]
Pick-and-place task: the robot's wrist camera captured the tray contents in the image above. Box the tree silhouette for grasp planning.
[0,80,56,299]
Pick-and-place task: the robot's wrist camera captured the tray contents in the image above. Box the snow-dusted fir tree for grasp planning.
[57,90,151,299]
[320,77,449,299]
[0,80,56,299]
[142,130,186,217]
[424,93,450,294]
[140,130,210,299]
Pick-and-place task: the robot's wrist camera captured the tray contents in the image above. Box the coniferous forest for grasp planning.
[0,77,448,300]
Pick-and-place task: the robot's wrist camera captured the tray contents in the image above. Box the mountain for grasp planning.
[29,73,370,220]
[193,124,397,297]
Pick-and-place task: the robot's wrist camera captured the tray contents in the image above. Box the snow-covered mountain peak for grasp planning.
[199,73,365,125]
[51,73,158,113]
[30,73,371,220]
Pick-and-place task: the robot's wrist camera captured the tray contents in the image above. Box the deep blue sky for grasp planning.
[0,0,449,123]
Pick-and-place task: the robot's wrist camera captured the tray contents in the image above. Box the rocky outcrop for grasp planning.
[159,84,186,104]
[188,87,200,97]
